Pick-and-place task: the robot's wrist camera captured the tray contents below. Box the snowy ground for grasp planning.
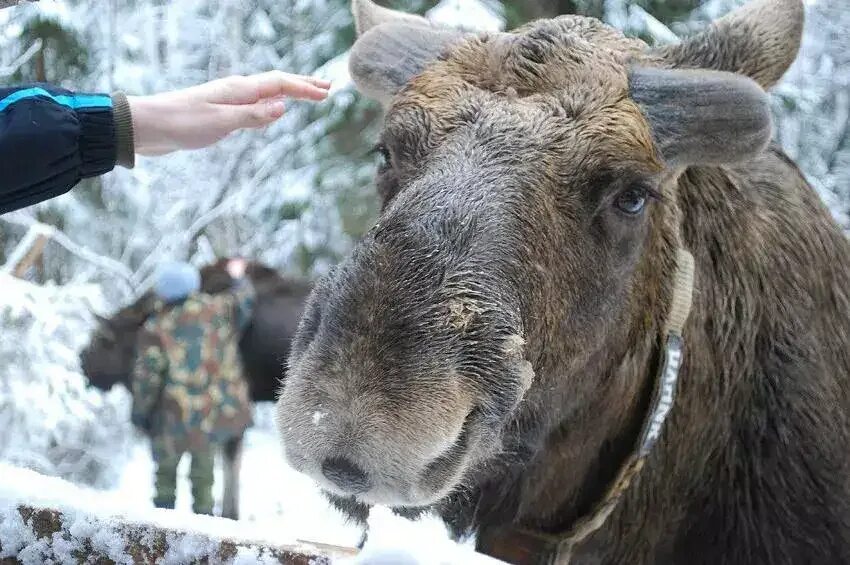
[113,402,368,548]
[1,401,502,563]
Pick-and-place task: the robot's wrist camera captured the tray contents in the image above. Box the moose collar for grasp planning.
[482,249,696,565]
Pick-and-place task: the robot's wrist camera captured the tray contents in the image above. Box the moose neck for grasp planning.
[524,227,682,522]
[525,331,663,526]
[468,199,689,560]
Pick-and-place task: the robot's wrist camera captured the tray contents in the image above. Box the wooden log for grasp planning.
[0,504,358,564]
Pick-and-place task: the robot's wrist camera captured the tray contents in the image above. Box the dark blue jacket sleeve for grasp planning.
[0,84,121,214]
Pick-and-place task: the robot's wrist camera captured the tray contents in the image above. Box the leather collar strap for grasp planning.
[485,249,695,565]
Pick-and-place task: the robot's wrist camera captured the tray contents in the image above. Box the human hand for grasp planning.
[127,71,331,156]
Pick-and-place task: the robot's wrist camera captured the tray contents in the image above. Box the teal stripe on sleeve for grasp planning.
[0,87,112,112]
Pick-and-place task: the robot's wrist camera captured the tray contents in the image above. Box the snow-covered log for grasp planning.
[0,464,357,564]
[1,215,135,296]
[0,464,508,564]
[2,504,357,564]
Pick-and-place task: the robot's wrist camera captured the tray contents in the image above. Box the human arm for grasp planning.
[128,71,330,157]
[0,71,330,214]
[0,84,122,214]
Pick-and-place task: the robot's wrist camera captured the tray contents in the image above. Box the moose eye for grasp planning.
[614,185,651,215]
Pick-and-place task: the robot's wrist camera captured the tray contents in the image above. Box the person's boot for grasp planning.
[153,497,175,510]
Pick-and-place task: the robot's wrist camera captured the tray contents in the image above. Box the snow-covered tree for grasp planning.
[0,266,133,488]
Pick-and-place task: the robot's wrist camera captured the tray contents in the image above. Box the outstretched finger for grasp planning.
[253,71,330,101]
[298,74,333,90]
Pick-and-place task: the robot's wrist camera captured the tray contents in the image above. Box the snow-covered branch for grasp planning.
[1,223,49,276]
[627,5,679,44]
[0,463,358,564]
[130,149,278,291]
[0,39,42,77]
[1,215,135,294]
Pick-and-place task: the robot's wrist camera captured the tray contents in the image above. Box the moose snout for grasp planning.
[276,374,478,506]
[321,456,371,494]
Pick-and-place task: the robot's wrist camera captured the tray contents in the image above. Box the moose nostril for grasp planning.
[321,456,371,494]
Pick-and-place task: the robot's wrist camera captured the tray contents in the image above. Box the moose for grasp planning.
[81,259,311,519]
[276,0,850,563]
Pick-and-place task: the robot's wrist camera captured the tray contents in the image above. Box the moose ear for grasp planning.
[653,0,804,90]
[352,0,428,36]
[629,67,773,166]
[348,18,464,104]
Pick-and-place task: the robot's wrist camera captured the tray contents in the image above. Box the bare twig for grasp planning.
[0,39,42,77]
[132,143,274,290]
[1,215,135,295]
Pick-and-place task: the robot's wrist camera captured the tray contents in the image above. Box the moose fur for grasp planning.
[276,0,850,563]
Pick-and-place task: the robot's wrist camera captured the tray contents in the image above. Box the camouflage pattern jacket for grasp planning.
[131,282,254,453]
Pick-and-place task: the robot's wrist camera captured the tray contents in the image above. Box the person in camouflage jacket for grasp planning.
[131,260,254,515]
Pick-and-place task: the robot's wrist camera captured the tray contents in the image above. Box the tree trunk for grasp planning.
[0,504,358,564]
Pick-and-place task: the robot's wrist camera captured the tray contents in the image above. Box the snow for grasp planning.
[624,5,679,44]
[349,507,501,565]
[0,273,134,489]
[24,0,72,26]
[104,405,362,548]
[316,52,353,95]
[0,461,289,548]
[426,0,505,32]
[0,404,505,564]
[0,460,349,563]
